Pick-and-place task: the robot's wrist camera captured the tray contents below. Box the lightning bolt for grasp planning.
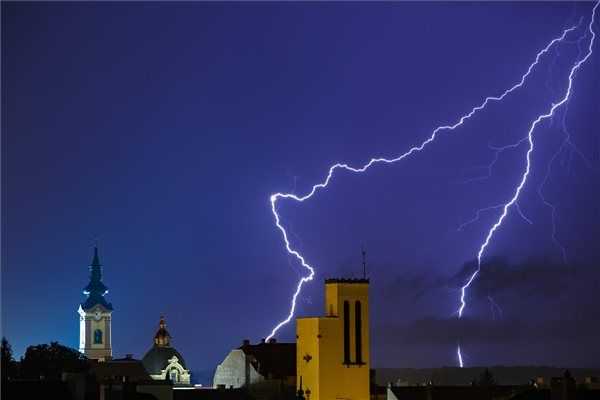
[487,295,504,321]
[459,28,587,262]
[537,31,594,265]
[457,345,463,368]
[457,199,531,232]
[456,1,598,367]
[265,3,598,369]
[537,137,571,264]
[459,137,529,185]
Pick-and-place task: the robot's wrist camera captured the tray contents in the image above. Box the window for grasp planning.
[94,329,103,344]
[355,301,363,364]
[343,300,350,364]
[169,369,179,382]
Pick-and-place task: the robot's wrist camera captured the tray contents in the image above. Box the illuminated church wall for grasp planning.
[297,279,370,400]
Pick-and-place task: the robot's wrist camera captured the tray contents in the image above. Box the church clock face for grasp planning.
[94,311,102,321]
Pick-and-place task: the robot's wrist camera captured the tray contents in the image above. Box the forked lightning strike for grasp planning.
[537,31,592,265]
[266,3,598,369]
[456,1,598,366]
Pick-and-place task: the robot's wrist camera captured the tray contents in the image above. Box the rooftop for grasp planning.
[238,339,296,379]
[325,278,369,284]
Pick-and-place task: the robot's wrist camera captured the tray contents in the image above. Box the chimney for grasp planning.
[268,338,277,344]
[125,354,133,360]
[261,338,266,344]
[242,339,250,346]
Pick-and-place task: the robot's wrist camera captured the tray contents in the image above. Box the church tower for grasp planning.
[297,278,370,400]
[78,246,113,361]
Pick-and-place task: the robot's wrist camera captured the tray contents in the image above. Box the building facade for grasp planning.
[78,247,113,361]
[297,278,370,400]
[213,339,296,389]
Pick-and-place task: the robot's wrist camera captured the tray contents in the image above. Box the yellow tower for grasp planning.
[297,278,370,400]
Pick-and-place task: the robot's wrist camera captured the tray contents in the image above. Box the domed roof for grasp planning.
[142,345,187,375]
[141,316,187,375]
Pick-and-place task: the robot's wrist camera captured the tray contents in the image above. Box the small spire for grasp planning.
[154,315,171,347]
[81,245,112,311]
[91,245,101,266]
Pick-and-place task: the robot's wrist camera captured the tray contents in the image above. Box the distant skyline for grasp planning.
[2,2,600,373]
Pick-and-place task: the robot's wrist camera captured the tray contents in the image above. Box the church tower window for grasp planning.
[343,300,350,364]
[94,329,103,344]
[355,301,363,364]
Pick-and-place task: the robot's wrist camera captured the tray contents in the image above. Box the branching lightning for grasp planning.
[460,137,529,185]
[457,200,531,232]
[458,23,590,266]
[265,2,598,369]
[457,204,505,232]
[487,295,504,321]
[456,1,598,366]
[537,31,593,265]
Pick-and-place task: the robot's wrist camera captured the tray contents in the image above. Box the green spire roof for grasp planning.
[81,246,113,311]
[91,246,101,267]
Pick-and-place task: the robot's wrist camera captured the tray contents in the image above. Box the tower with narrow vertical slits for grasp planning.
[296,278,370,400]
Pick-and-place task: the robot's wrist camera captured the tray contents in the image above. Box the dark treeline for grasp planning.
[1,337,89,380]
[2,337,92,400]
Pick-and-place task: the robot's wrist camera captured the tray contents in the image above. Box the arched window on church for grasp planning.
[94,329,103,344]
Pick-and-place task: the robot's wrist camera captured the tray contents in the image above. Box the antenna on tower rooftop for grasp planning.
[361,246,367,279]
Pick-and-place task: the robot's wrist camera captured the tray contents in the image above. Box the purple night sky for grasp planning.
[2,2,600,375]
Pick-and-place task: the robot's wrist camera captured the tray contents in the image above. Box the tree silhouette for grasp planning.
[477,368,496,387]
[1,337,17,381]
[20,342,88,380]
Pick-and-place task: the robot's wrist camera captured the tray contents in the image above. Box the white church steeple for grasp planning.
[78,246,113,361]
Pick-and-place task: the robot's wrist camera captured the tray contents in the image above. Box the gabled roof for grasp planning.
[91,357,152,382]
[239,340,295,379]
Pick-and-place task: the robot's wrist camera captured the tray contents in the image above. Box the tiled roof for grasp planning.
[239,341,296,379]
